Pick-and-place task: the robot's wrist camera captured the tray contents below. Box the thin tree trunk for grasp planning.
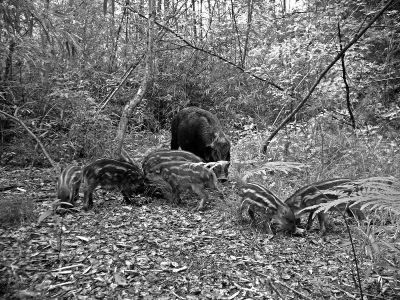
[98,57,144,112]
[199,0,203,40]
[242,0,254,68]
[192,0,197,41]
[164,0,170,20]
[3,41,15,81]
[338,21,356,129]
[109,0,116,72]
[114,0,155,156]
[230,0,242,65]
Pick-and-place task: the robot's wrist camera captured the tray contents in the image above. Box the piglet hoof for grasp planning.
[82,204,92,212]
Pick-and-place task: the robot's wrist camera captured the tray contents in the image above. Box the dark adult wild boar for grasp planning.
[170,107,231,180]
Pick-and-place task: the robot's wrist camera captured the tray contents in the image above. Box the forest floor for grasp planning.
[1,124,400,300]
[1,166,399,300]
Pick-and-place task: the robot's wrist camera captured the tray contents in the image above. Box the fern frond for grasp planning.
[307,177,400,217]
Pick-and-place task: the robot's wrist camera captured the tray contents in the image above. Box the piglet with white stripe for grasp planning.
[239,182,301,234]
[81,159,145,210]
[147,160,220,211]
[57,165,82,208]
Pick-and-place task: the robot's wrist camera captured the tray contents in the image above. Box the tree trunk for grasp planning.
[192,0,197,41]
[242,0,254,68]
[230,0,242,66]
[3,41,15,81]
[114,0,155,156]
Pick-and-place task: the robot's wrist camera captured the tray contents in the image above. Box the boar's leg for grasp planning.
[317,212,327,235]
[71,185,80,206]
[171,189,181,204]
[83,184,95,211]
[237,201,248,223]
[164,179,180,204]
[191,184,207,211]
[247,205,256,221]
[306,211,316,231]
[238,201,256,225]
[306,211,329,235]
[121,190,132,204]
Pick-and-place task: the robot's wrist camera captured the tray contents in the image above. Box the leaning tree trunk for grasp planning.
[114,0,155,156]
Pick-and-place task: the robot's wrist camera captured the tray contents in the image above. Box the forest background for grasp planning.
[1,0,400,299]
[1,0,399,166]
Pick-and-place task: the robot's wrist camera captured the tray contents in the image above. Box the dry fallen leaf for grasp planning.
[172,266,187,273]
[76,236,90,242]
[114,272,127,286]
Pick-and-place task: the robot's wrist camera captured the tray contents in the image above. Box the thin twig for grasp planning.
[276,280,313,300]
[0,110,56,168]
[169,290,185,299]
[97,56,144,112]
[337,21,356,129]
[51,264,84,272]
[341,210,364,299]
[233,282,269,296]
[47,281,75,291]
[269,280,284,300]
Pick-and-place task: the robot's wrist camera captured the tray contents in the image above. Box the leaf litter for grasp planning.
[0,167,399,299]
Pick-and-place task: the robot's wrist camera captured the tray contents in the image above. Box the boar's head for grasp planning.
[204,132,231,180]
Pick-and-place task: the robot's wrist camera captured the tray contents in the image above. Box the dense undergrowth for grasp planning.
[1,113,400,296]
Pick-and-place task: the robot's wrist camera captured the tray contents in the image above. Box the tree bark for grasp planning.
[114,0,155,157]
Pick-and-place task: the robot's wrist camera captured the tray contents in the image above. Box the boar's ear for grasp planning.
[209,134,217,148]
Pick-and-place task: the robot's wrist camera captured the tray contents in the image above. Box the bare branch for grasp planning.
[338,21,356,129]
[97,56,144,112]
[122,2,285,91]
[0,110,56,168]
